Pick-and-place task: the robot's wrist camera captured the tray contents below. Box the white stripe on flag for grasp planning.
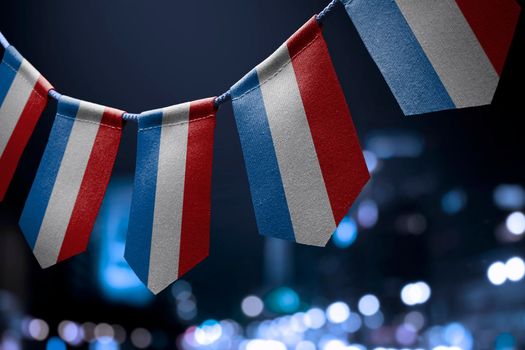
[0,60,39,155]
[395,0,499,107]
[148,103,190,293]
[33,101,104,268]
[257,45,336,246]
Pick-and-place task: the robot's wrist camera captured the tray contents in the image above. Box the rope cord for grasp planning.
[0,0,340,121]
[0,31,9,49]
[317,0,339,23]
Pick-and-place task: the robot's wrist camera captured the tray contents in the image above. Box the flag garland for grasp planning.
[19,96,123,268]
[0,46,53,200]
[0,0,521,293]
[342,0,521,115]
[230,17,369,246]
[125,98,216,294]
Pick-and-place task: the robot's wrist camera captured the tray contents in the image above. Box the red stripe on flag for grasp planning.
[455,0,521,75]
[178,98,216,277]
[57,108,123,262]
[0,79,49,201]
[287,17,370,225]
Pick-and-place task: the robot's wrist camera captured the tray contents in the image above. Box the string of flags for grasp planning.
[0,0,521,294]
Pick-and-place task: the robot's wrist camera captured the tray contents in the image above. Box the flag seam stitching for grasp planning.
[1,60,48,100]
[231,33,322,102]
[138,114,215,131]
[56,113,122,130]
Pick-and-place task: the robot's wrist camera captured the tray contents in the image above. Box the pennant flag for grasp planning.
[230,17,369,247]
[19,96,123,268]
[125,98,216,294]
[342,0,521,116]
[0,46,53,201]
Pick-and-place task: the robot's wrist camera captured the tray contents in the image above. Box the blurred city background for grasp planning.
[0,1,524,349]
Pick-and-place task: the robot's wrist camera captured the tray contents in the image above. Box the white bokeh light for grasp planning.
[295,340,316,350]
[487,261,507,285]
[506,212,525,235]
[247,339,286,350]
[194,320,222,346]
[304,308,326,329]
[28,319,49,341]
[506,257,525,282]
[58,321,81,344]
[326,302,350,324]
[241,295,264,317]
[401,282,431,305]
[357,294,380,316]
[322,339,347,350]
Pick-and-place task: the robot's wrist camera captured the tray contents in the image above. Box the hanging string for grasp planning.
[0,0,341,120]
[48,89,62,101]
[317,0,339,23]
[0,31,9,49]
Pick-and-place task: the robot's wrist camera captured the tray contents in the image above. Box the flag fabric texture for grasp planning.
[19,96,123,268]
[0,46,53,201]
[343,0,521,116]
[230,17,370,247]
[125,98,216,294]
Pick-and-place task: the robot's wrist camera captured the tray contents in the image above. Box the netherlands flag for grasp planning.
[0,46,53,201]
[343,0,521,116]
[19,96,123,268]
[125,98,216,294]
[230,17,370,247]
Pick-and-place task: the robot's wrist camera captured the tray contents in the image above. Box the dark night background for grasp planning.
[1,1,524,349]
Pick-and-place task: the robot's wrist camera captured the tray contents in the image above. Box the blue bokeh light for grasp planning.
[94,178,153,306]
[494,184,525,210]
[495,333,516,350]
[441,189,467,214]
[332,217,358,249]
[266,287,300,314]
[89,340,119,350]
[46,337,66,350]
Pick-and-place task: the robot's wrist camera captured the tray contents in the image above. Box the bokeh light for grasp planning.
[357,200,379,229]
[130,328,151,349]
[505,257,525,282]
[94,323,114,344]
[266,288,300,314]
[357,294,380,316]
[46,337,66,350]
[493,185,525,210]
[194,319,222,345]
[304,308,326,329]
[363,311,384,329]
[506,212,525,235]
[401,282,431,305]
[242,295,264,318]
[441,189,467,214]
[28,319,49,341]
[487,261,507,285]
[332,217,358,249]
[295,340,316,350]
[326,302,350,324]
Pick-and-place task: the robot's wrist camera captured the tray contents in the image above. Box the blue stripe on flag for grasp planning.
[19,98,80,249]
[125,111,162,285]
[231,70,295,241]
[0,47,23,106]
[342,0,455,115]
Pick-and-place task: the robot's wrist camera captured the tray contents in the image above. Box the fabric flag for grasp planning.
[230,17,370,247]
[0,46,53,201]
[125,98,216,294]
[342,0,521,116]
[19,96,123,268]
